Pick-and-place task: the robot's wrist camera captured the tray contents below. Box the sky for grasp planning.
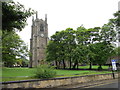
[15,0,120,49]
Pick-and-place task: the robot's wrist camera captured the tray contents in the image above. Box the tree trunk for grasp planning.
[69,59,72,69]
[73,60,78,69]
[59,61,61,68]
[55,61,58,69]
[77,63,79,69]
[62,59,66,69]
[89,61,92,70]
[98,64,102,70]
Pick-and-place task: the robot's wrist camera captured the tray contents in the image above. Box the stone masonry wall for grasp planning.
[1,73,119,88]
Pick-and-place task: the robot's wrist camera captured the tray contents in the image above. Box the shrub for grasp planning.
[34,64,56,79]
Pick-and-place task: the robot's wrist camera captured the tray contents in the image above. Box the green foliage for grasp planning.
[117,47,120,56]
[46,28,76,69]
[46,25,116,69]
[109,11,120,42]
[92,42,115,65]
[34,65,56,79]
[16,58,29,67]
[1,1,34,67]
[2,31,29,67]
[101,23,116,42]
[2,1,35,31]
[113,11,120,27]
[114,46,120,56]
[46,10,118,70]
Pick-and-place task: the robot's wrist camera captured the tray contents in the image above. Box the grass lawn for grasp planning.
[55,69,112,77]
[79,65,109,69]
[2,66,112,82]
[2,67,35,77]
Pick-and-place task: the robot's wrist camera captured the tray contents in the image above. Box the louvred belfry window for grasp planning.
[40,24,44,31]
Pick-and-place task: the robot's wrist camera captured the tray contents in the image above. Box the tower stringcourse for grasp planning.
[29,12,48,67]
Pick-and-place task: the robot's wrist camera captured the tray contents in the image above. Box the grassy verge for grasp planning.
[2,66,113,82]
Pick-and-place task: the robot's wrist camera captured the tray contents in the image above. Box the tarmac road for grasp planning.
[80,80,120,90]
[54,79,119,90]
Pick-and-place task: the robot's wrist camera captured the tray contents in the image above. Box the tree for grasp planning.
[116,46,120,56]
[57,30,68,69]
[2,1,34,67]
[46,11,118,70]
[2,31,29,67]
[87,44,97,69]
[113,46,120,57]
[92,42,114,70]
[46,40,60,68]
[16,58,29,67]
[86,27,100,69]
[113,10,120,26]
[109,11,120,42]
[2,1,34,32]
[62,28,76,69]
[76,26,100,69]
[72,44,88,69]
[75,26,89,69]
[46,31,63,69]
[76,26,88,45]
[46,28,76,69]
[100,23,116,43]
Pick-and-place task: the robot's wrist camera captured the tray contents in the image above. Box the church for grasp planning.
[29,13,49,67]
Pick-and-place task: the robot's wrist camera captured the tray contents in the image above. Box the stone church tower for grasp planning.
[29,13,48,67]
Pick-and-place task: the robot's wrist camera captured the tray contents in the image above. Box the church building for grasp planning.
[29,13,48,67]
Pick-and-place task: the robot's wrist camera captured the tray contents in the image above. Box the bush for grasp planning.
[34,64,56,79]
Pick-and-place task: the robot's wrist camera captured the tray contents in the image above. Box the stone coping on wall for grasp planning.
[1,73,118,84]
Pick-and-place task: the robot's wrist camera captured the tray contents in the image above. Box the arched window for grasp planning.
[40,24,44,31]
